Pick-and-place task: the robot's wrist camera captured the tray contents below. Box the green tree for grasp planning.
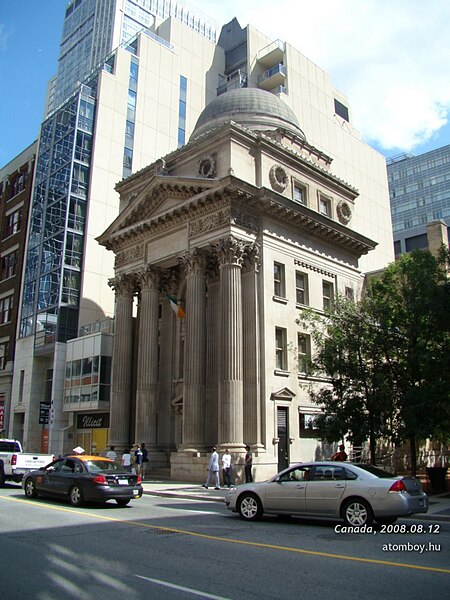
[298,297,395,464]
[299,248,450,475]
[367,248,450,475]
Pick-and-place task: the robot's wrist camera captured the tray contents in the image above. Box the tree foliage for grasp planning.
[298,248,450,474]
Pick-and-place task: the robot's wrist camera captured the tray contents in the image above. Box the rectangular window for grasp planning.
[178,75,187,147]
[123,147,133,169]
[297,333,311,373]
[322,280,334,311]
[273,262,286,297]
[319,195,331,217]
[0,340,9,369]
[5,209,22,237]
[295,271,309,305]
[1,250,18,280]
[0,295,13,324]
[127,89,137,110]
[334,98,349,122]
[345,286,354,302]
[275,327,287,371]
[293,182,306,205]
[18,370,25,402]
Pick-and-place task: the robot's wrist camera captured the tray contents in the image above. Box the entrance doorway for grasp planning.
[76,429,108,455]
[277,406,289,472]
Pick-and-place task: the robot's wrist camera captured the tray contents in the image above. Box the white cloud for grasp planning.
[0,23,10,51]
[189,0,450,151]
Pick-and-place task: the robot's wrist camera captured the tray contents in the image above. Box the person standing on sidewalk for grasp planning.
[244,445,253,483]
[222,449,232,488]
[121,449,132,472]
[106,445,117,461]
[134,442,148,478]
[202,446,220,489]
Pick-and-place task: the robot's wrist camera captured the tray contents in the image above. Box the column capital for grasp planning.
[242,241,260,273]
[137,265,160,291]
[108,274,137,298]
[160,267,180,295]
[214,236,246,268]
[180,248,207,276]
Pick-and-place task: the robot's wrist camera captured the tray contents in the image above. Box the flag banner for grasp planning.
[166,294,186,318]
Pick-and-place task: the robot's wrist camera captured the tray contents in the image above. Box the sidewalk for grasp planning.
[140,480,450,522]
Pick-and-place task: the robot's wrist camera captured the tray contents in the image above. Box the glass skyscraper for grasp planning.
[387,145,450,256]
[48,0,218,113]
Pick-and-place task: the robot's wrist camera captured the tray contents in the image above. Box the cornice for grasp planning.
[104,175,374,258]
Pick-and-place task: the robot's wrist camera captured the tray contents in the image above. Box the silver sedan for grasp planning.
[224,462,429,527]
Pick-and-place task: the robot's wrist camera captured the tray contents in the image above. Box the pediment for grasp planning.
[97,175,217,247]
[270,387,297,401]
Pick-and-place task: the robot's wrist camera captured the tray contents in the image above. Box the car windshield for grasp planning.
[356,464,397,478]
[85,460,123,473]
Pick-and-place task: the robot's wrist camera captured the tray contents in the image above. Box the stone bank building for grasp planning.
[98,88,377,482]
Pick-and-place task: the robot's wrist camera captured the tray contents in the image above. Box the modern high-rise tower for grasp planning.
[387,146,450,256]
[6,2,393,457]
[9,2,223,450]
[46,0,218,114]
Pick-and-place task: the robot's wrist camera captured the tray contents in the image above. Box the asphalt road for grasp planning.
[0,483,449,600]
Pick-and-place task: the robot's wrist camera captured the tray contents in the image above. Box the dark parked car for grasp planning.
[225,462,428,526]
[23,455,143,507]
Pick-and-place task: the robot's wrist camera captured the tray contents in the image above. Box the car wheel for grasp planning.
[376,517,397,526]
[24,478,38,498]
[116,499,130,507]
[342,498,373,527]
[238,493,263,521]
[69,485,84,507]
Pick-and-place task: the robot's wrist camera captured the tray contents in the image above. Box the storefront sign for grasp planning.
[77,413,109,429]
[0,394,5,431]
[39,402,51,424]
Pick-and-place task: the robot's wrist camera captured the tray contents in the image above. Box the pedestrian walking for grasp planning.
[244,445,253,483]
[202,446,220,489]
[222,448,232,488]
[140,443,148,479]
[134,443,147,477]
[121,449,132,472]
[106,445,117,461]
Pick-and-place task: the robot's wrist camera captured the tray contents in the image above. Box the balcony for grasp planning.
[257,39,285,69]
[217,70,247,96]
[257,63,286,90]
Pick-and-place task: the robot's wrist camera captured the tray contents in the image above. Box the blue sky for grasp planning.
[1,0,450,167]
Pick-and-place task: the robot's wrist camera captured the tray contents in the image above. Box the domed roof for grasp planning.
[190,88,306,141]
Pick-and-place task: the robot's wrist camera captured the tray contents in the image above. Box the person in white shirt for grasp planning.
[202,446,220,489]
[106,445,117,461]
[121,449,132,472]
[222,449,232,488]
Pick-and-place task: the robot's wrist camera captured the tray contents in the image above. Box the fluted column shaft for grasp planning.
[205,272,220,446]
[216,237,245,449]
[242,243,262,447]
[109,276,135,448]
[181,250,206,452]
[135,267,160,448]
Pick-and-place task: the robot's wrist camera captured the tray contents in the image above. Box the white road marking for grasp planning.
[136,575,231,599]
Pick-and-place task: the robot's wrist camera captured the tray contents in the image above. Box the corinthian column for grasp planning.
[180,249,207,453]
[135,266,160,449]
[242,243,263,449]
[215,236,246,450]
[109,275,136,449]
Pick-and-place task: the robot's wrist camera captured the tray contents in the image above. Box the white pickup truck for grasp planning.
[0,439,54,486]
